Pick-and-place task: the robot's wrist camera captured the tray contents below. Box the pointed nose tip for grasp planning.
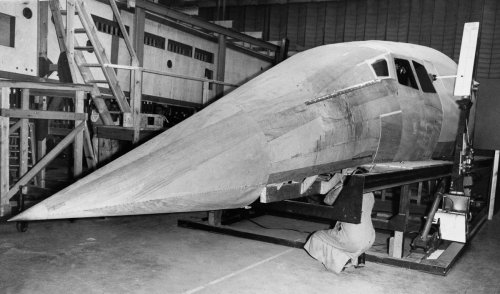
[8,204,49,222]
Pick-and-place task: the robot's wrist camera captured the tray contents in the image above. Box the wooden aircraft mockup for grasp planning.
[11,40,466,221]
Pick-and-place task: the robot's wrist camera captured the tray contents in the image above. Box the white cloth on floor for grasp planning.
[304,192,376,273]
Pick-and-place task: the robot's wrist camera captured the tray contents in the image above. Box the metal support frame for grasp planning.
[178,158,493,275]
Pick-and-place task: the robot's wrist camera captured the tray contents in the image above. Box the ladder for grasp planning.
[49,0,141,129]
[9,121,37,185]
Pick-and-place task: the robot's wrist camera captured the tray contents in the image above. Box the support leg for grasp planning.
[208,210,222,226]
[391,184,410,258]
[0,87,11,217]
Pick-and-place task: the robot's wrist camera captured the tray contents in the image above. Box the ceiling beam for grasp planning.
[130,0,279,51]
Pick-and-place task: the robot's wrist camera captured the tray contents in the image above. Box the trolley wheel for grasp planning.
[16,221,28,233]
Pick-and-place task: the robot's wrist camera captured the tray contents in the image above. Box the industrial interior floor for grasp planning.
[0,209,499,294]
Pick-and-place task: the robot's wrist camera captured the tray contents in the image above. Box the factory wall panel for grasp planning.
[40,1,272,107]
[0,1,38,76]
[200,0,500,79]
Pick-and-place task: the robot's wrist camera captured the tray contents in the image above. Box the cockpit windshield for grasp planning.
[371,59,389,77]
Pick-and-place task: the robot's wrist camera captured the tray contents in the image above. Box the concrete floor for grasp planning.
[0,212,499,294]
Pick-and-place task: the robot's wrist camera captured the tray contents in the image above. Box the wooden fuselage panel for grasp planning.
[227,42,458,184]
[10,41,461,219]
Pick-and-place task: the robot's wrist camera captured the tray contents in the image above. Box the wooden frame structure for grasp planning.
[0,80,95,217]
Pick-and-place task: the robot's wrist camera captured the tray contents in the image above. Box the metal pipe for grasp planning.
[420,179,446,241]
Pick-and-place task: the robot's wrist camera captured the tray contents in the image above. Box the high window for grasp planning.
[372,59,389,77]
[394,58,418,90]
[0,12,15,47]
[412,61,437,93]
[167,39,193,57]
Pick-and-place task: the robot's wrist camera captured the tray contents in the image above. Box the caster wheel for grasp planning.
[16,221,28,233]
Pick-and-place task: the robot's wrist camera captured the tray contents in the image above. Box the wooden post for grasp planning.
[208,210,222,226]
[489,150,499,220]
[73,91,84,178]
[19,90,30,190]
[130,68,142,143]
[37,96,47,188]
[0,87,10,217]
[216,34,226,98]
[82,124,97,170]
[202,81,209,105]
[38,0,49,75]
[133,7,145,66]
[392,184,410,258]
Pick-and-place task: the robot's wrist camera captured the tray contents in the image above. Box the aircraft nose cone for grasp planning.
[9,102,271,221]
[10,203,49,221]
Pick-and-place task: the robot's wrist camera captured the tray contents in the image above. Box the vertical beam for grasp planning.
[65,0,79,82]
[0,87,10,217]
[216,34,226,97]
[130,68,142,143]
[82,124,97,170]
[131,7,146,143]
[489,150,499,220]
[202,81,209,105]
[73,91,84,178]
[133,7,146,66]
[208,210,222,226]
[38,0,49,74]
[19,90,30,184]
[392,184,410,258]
[37,96,47,188]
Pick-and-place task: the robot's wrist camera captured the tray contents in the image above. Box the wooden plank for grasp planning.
[83,124,97,170]
[0,87,10,217]
[488,150,499,220]
[37,97,48,188]
[0,109,86,121]
[95,125,160,141]
[391,184,410,258]
[19,90,30,181]
[130,68,142,143]
[0,81,93,92]
[49,0,67,52]
[208,210,222,226]
[6,122,85,200]
[216,34,226,97]
[65,0,80,82]
[454,22,479,96]
[8,120,22,135]
[133,7,146,66]
[73,91,84,178]
[38,0,49,75]
[108,0,139,62]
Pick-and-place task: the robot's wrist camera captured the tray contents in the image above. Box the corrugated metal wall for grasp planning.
[199,0,500,79]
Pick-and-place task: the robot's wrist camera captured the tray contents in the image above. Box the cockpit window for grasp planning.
[395,58,419,90]
[412,61,437,93]
[372,59,389,77]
